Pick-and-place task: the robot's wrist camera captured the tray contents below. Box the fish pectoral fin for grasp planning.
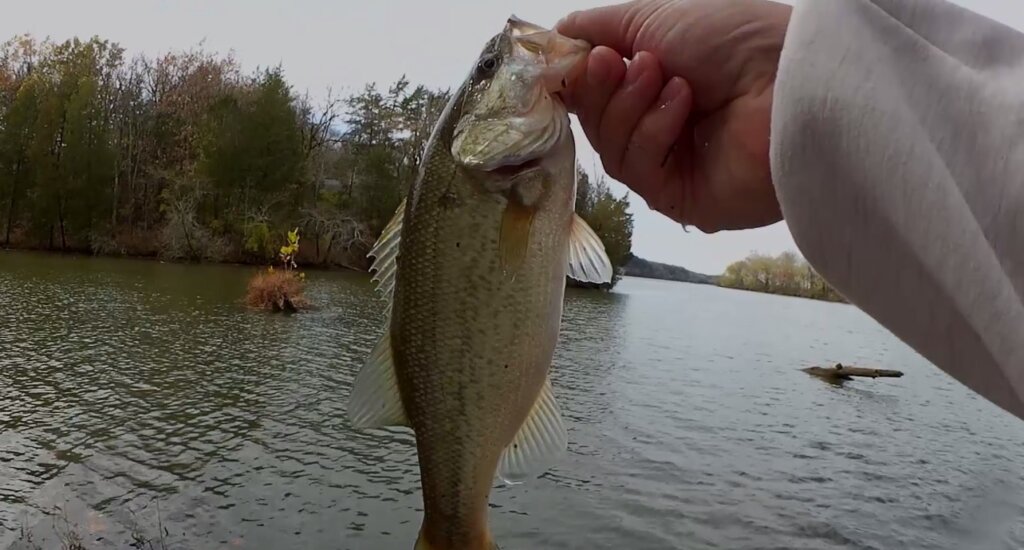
[566,213,614,284]
[498,378,568,485]
[368,198,405,314]
[499,198,536,281]
[348,330,409,429]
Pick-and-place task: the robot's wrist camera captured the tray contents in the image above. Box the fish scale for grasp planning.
[348,15,614,550]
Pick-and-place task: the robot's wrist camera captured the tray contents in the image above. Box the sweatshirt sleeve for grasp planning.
[770,0,1024,418]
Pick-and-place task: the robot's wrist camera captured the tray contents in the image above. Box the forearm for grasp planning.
[770,0,1024,417]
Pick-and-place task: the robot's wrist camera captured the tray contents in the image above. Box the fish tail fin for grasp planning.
[413,526,500,550]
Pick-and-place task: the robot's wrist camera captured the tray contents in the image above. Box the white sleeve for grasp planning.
[770,0,1024,418]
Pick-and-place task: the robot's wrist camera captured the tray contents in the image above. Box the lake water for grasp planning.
[1,250,1023,550]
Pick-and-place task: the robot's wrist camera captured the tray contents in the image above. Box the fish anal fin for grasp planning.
[348,330,409,429]
[497,378,568,485]
[566,213,613,284]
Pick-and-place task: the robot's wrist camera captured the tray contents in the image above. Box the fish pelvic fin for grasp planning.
[566,212,613,284]
[498,377,568,485]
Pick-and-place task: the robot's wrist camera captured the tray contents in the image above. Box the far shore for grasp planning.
[3,246,848,304]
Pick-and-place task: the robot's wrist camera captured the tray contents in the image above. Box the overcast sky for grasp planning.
[3,0,1022,273]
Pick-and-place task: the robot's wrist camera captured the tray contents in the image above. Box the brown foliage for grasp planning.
[245,269,308,312]
[719,251,846,302]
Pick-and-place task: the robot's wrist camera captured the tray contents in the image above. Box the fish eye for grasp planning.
[478,55,499,74]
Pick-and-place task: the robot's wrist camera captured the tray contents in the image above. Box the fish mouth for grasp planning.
[505,15,546,34]
[505,15,590,93]
[505,15,550,46]
[450,16,584,172]
[488,157,543,177]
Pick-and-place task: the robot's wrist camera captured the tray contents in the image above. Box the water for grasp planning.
[1,250,1023,550]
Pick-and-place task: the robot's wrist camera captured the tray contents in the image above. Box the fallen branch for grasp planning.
[802,363,904,381]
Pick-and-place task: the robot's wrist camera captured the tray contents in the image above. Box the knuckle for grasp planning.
[626,133,652,157]
[600,156,621,181]
[629,0,673,47]
[560,10,582,26]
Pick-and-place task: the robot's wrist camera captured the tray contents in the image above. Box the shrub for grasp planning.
[245,267,308,312]
[244,227,308,312]
[243,222,274,259]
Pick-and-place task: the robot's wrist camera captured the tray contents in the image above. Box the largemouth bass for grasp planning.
[348,16,612,550]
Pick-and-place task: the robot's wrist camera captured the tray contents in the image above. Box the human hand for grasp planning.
[557,0,792,232]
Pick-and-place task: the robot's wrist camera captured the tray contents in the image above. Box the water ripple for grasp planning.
[2,253,1024,549]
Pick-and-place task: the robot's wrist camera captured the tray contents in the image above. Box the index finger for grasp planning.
[556,1,646,58]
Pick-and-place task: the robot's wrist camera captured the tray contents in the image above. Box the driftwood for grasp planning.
[271,293,298,314]
[802,363,904,381]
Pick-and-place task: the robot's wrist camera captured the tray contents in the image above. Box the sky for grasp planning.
[3,0,1022,273]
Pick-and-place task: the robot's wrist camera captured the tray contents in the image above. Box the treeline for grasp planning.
[573,166,633,287]
[621,253,716,285]
[0,34,634,282]
[718,251,845,302]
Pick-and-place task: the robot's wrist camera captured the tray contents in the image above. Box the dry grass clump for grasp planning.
[245,227,310,313]
[245,268,308,312]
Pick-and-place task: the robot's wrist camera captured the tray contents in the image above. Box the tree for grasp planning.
[0,73,39,244]
[340,77,449,234]
[0,33,632,289]
[719,251,846,302]
[201,66,304,251]
[573,164,635,287]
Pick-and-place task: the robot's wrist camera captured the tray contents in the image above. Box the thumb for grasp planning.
[556,1,651,58]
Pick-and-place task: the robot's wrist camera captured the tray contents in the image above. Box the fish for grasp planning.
[347,15,613,550]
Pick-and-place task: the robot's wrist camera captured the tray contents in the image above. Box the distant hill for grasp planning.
[621,254,719,285]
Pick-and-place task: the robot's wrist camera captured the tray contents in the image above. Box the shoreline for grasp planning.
[714,282,849,304]
[0,243,367,274]
[3,247,848,303]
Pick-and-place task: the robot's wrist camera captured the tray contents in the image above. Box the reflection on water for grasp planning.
[2,251,1024,549]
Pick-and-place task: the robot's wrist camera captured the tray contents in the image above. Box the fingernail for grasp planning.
[657,77,688,109]
[623,54,647,87]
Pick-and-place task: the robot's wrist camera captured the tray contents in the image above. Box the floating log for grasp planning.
[802,363,904,381]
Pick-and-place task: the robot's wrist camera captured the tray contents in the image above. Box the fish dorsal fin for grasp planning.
[567,213,613,284]
[368,199,405,310]
[348,330,409,429]
[497,378,568,484]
